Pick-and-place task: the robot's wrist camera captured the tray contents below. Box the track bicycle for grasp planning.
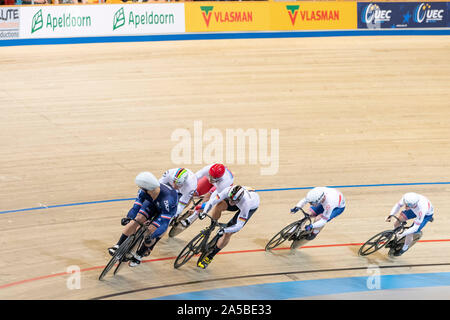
[173,213,227,269]
[265,208,313,251]
[358,215,424,257]
[168,196,204,238]
[99,218,152,280]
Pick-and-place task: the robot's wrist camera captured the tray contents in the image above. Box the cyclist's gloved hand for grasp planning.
[121,217,131,226]
[199,211,207,220]
[218,228,225,237]
[305,224,313,232]
[290,207,300,214]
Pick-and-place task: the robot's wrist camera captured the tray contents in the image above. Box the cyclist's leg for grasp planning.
[109,212,147,255]
[210,200,229,221]
[200,208,257,268]
[304,204,324,240]
[400,215,431,253]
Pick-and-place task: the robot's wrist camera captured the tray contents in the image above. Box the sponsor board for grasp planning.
[20,4,185,38]
[271,2,357,31]
[358,2,448,29]
[0,7,20,39]
[185,2,270,32]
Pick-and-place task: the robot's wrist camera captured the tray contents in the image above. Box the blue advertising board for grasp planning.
[358,2,449,29]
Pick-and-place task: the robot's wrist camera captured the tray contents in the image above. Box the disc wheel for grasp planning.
[265,221,302,251]
[358,231,394,256]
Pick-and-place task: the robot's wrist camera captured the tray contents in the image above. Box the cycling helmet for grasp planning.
[135,172,160,191]
[209,163,225,182]
[228,185,245,204]
[173,168,189,187]
[403,192,420,208]
[306,187,326,204]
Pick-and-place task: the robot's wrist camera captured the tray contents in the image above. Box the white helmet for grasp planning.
[306,187,326,204]
[403,192,420,208]
[172,168,189,187]
[135,172,160,191]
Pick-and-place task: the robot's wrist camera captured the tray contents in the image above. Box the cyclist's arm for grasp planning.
[310,204,332,229]
[295,197,307,209]
[159,170,172,185]
[399,207,425,238]
[223,207,250,234]
[195,165,211,180]
[176,189,195,216]
[126,190,147,219]
[389,198,404,216]
[204,187,229,214]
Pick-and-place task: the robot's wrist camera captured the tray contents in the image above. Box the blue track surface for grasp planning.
[153,272,450,300]
[1,29,450,47]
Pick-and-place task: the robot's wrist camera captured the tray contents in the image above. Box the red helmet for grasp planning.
[209,163,225,181]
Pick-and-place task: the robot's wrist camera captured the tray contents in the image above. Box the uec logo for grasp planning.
[362,4,392,24]
[414,3,444,23]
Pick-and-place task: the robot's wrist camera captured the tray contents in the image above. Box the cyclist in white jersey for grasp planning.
[290,187,346,240]
[181,163,234,228]
[385,192,434,256]
[159,168,197,220]
[197,185,260,269]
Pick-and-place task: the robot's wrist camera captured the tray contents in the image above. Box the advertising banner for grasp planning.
[271,2,357,31]
[357,2,448,29]
[185,2,270,32]
[19,4,185,39]
[0,7,20,39]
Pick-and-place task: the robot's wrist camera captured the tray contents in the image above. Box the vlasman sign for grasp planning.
[186,2,270,32]
[185,2,357,32]
[271,2,357,30]
[19,4,185,39]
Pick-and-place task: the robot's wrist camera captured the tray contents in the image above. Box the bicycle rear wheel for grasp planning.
[359,231,394,256]
[265,220,302,251]
[174,232,205,269]
[99,234,136,280]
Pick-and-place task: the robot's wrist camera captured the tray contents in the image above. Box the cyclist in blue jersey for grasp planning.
[108,171,178,267]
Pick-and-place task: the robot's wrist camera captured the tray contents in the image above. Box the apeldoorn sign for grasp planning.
[19,4,185,39]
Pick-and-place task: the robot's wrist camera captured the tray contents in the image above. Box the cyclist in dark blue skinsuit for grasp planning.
[108,171,178,267]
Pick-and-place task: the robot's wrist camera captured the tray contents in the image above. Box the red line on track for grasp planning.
[1,239,449,290]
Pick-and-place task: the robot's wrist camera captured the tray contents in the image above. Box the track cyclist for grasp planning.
[385,192,434,256]
[108,171,178,267]
[181,163,234,228]
[159,168,197,222]
[197,185,260,269]
[290,186,346,241]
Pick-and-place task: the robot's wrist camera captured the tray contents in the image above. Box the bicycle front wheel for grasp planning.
[265,221,302,251]
[174,232,205,269]
[358,231,394,256]
[99,234,136,280]
[113,233,145,276]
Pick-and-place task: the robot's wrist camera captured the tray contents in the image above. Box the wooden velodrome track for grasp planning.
[0,34,449,300]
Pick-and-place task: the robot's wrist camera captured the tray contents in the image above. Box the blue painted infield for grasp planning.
[152,272,450,300]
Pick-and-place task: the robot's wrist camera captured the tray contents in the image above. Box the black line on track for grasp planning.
[91,262,450,300]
